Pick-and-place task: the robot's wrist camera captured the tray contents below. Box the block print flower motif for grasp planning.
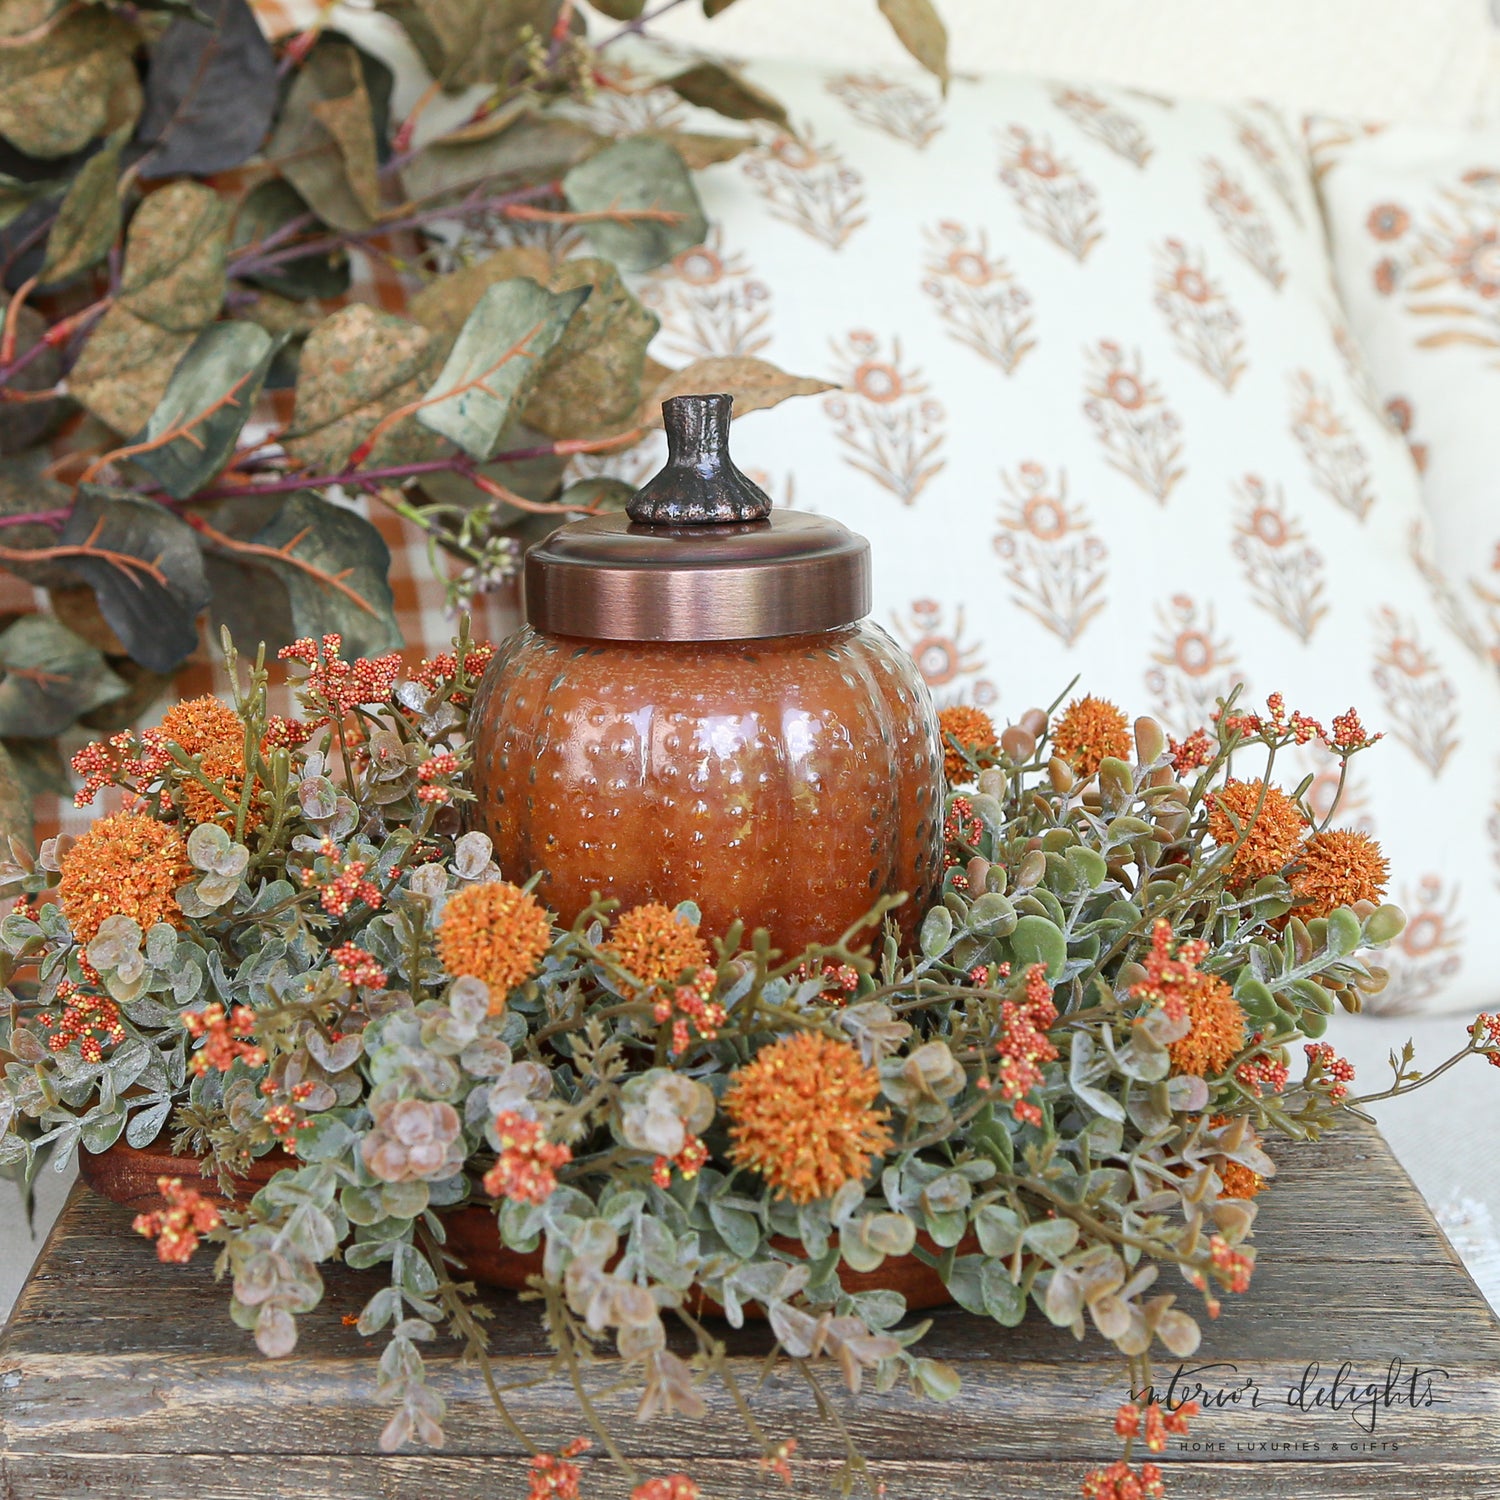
[1230,475,1327,643]
[1145,595,1243,739]
[1491,763,1500,892]
[1383,394,1428,473]
[1329,316,1384,417]
[1204,157,1285,290]
[997,125,1104,262]
[1366,874,1465,1016]
[1154,238,1246,392]
[824,331,946,504]
[1235,113,1304,225]
[920,222,1036,375]
[1370,605,1460,777]
[1082,341,1185,504]
[1050,86,1153,168]
[1406,518,1492,666]
[827,73,943,150]
[1302,117,1387,184]
[992,462,1108,646]
[1288,371,1375,521]
[1403,169,1500,360]
[889,599,998,708]
[640,228,772,361]
[742,123,867,251]
[1293,738,1374,836]
[584,63,690,136]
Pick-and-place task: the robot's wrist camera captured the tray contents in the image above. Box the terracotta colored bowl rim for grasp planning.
[81,1140,968,1313]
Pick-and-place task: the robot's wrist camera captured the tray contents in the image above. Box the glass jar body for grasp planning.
[469,623,945,955]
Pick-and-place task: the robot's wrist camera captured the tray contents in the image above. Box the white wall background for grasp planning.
[648,0,1500,125]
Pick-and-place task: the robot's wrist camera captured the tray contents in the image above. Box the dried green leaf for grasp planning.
[523,258,657,439]
[409,245,553,350]
[702,0,743,13]
[0,614,129,739]
[0,171,64,231]
[0,457,74,586]
[647,129,754,171]
[265,39,382,234]
[0,302,64,455]
[2,735,71,800]
[562,136,707,272]
[239,492,401,659]
[0,739,33,861]
[586,0,645,16]
[0,4,141,159]
[642,356,835,424]
[284,304,444,473]
[230,179,351,302]
[415,277,590,460]
[39,127,127,286]
[555,476,633,512]
[137,0,278,179]
[67,305,194,435]
[129,322,283,500]
[427,95,533,147]
[57,486,210,673]
[665,61,789,129]
[76,658,174,734]
[377,0,569,91]
[877,0,949,85]
[118,181,231,331]
[399,113,602,205]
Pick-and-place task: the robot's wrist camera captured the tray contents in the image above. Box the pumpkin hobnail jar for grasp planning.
[469,621,943,954]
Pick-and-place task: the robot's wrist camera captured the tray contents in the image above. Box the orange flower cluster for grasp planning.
[415,642,496,704]
[604,902,715,992]
[759,1437,798,1485]
[1218,1160,1265,1199]
[436,881,552,1012]
[995,963,1059,1126]
[1327,706,1381,752]
[1167,727,1215,772]
[651,1136,709,1191]
[278,634,402,722]
[416,751,461,805]
[1114,1399,1199,1451]
[1304,1041,1356,1102]
[1476,1013,1500,1069]
[937,704,997,778]
[526,1439,591,1500]
[1289,828,1389,918]
[482,1110,571,1205]
[158,694,259,831]
[1052,695,1131,776]
[37,979,124,1064]
[332,942,387,991]
[183,1003,266,1075]
[724,1031,892,1205]
[1205,779,1307,884]
[1131,922,1247,1080]
[1081,1458,1165,1499]
[298,838,384,918]
[57,811,191,945]
[133,1176,220,1264]
[1218,691,1322,746]
[70,727,173,807]
[631,1477,699,1500]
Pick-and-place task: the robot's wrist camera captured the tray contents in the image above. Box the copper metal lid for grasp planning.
[524,393,871,642]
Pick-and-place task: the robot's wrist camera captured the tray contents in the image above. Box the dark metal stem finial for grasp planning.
[626,393,773,526]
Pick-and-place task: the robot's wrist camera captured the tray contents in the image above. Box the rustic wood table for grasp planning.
[3,1125,1499,1499]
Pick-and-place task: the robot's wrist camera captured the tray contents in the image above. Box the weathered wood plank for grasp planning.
[2,1124,1498,1498]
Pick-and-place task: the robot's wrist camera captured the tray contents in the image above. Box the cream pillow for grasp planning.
[556,62,1500,1017]
[1312,119,1500,671]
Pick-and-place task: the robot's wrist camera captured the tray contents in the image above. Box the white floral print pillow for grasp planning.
[463,60,1500,1016]
[1312,120,1500,671]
